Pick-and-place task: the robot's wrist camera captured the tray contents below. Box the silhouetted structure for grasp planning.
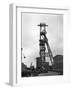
[36,23,54,72]
[53,55,63,75]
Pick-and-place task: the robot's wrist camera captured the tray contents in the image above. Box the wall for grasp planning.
[0,0,72,89]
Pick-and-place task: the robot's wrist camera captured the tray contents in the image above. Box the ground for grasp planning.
[39,71,60,76]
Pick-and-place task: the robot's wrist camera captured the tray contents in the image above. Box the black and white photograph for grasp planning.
[21,12,63,77]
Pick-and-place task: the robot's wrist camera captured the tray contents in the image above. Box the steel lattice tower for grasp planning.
[38,23,53,67]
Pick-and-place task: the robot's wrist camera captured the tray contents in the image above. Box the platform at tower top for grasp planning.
[38,23,48,27]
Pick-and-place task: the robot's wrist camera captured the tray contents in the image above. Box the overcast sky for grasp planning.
[22,13,63,67]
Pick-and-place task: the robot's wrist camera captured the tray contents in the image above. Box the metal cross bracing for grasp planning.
[38,23,54,66]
